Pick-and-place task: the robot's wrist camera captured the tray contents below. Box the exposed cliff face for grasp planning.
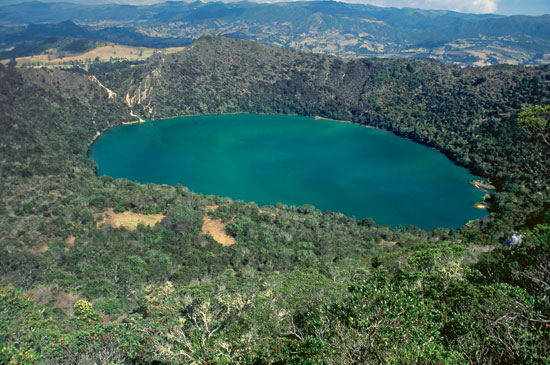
[124,54,166,117]
[125,73,153,110]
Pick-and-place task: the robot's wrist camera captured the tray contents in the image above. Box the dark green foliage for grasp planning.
[287,231,549,363]
[0,37,549,363]
[518,104,550,146]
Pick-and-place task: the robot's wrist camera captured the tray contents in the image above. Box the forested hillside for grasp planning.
[0,37,549,363]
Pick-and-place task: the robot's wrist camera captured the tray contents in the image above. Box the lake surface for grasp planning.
[90,114,487,230]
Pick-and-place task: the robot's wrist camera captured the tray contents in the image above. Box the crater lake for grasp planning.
[90,114,488,230]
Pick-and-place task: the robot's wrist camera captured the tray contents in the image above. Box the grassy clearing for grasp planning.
[379,239,397,246]
[95,208,165,230]
[201,208,236,246]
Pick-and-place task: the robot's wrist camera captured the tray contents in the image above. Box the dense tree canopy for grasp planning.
[0,37,549,363]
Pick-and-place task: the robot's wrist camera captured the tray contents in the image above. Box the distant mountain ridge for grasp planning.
[0,1,549,66]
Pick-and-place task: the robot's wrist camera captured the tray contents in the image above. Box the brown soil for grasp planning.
[379,239,397,247]
[95,208,164,230]
[30,286,82,316]
[28,244,49,254]
[65,236,75,249]
[66,236,75,246]
[259,208,276,217]
[201,215,236,246]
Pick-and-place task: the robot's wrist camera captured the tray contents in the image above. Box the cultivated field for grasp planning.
[1,44,186,68]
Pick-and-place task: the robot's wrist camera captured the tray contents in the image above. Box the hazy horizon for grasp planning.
[2,0,549,16]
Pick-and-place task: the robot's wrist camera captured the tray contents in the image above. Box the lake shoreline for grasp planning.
[470,179,495,191]
[89,112,391,147]
[90,113,494,198]
[88,120,143,147]
[89,110,494,192]
[91,113,488,230]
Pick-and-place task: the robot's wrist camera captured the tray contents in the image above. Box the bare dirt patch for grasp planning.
[65,236,75,250]
[30,286,82,316]
[259,208,276,217]
[95,208,164,230]
[28,244,49,254]
[379,239,397,247]
[205,204,219,211]
[201,215,235,246]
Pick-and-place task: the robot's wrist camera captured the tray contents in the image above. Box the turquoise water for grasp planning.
[90,114,487,230]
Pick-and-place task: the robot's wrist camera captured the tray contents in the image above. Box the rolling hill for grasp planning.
[0,1,549,66]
